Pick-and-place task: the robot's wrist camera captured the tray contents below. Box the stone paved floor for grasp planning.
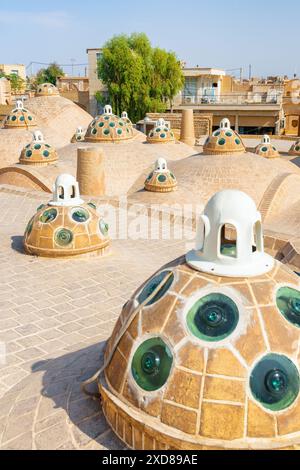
[0,188,189,449]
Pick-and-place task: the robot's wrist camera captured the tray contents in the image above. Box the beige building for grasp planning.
[0,77,12,105]
[0,64,26,81]
[172,68,285,135]
[86,48,107,115]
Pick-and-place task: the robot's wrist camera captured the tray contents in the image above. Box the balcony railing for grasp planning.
[181,93,283,106]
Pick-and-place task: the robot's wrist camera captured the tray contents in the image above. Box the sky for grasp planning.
[0,0,299,78]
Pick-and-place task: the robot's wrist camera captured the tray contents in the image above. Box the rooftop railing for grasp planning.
[181,93,283,106]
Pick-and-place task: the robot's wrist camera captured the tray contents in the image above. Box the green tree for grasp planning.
[36,62,64,86]
[0,72,25,93]
[97,33,184,122]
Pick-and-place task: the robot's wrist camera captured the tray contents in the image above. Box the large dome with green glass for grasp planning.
[24,174,110,258]
[203,118,245,155]
[98,190,300,450]
[85,105,134,143]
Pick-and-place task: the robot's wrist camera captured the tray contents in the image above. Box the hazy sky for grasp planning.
[0,0,299,78]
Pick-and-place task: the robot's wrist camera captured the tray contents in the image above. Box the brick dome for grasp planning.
[144,158,177,193]
[147,118,175,144]
[3,100,37,129]
[289,140,300,156]
[255,135,280,159]
[85,105,134,143]
[203,118,245,155]
[35,83,59,97]
[19,131,58,166]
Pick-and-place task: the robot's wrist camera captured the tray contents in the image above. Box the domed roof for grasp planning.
[71,126,85,143]
[121,111,133,128]
[99,190,300,450]
[19,131,58,166]
[3,100,37,129]
[203,118,245,155]
[23,174,110,257]
[289,140,300,156]
[35,83,59,97]
[144,158,177,193]
[85,105,134,143]
[255,135,280,158]
[147,118,175,144]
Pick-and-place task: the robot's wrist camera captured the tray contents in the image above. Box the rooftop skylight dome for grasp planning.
[35,83,60,97]
[288,139,300,156]
[23,174,110,258]
[147,118,175,144]
[97,189,300,450]
[85,105,134,142]
[144,157,177,193]
[4,100,37,129]
[203,118,245,155]
[19,130,58,166]
[71,126,85,143]
[255,135,280,159]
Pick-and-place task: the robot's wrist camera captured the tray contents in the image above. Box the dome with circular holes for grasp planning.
[35,83,59,97]
[203,118,245,155]
[144,158,177,193]
[85,105,134,142]
[23,174,110,258]
[147,118,175,144]
[98,190,300,450]
[121,111,133,128]
[19,131,58,166]
[71,126,85,143]
[3,100,37,129]
[289,140,300,156]
[255,135,280,159]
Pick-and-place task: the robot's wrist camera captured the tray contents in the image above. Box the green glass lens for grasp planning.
[40,208,57,224]
[218,138,226,146]
[72,208,89,223]
[131,338,173,391]
[250,354,299,411]
[55,228,73,247]
[137,271,174,307]
[276,286,300,327]
[221,243,237,258]
[187,293,239,342]
[158,174,167,183]
[99,219,109,236]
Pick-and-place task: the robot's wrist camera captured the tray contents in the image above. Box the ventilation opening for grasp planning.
[58,186,64,200]
[253,221,263,253]
[220,224,237,258]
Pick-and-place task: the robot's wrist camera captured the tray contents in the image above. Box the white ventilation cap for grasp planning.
[121,111,128,119]
[220,118,231,130]
[156,118,166,128]
[15,100,24,110]
[262,135,271,144]
[103,104,113,115]
[76,126,84,136]
[186,190,274,277]
[155,157,168,173]
[33,130,44,143]
[49,174,83,207]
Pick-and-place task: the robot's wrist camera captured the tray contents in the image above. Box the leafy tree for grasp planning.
[0,72,25,93]
[36,62,64,86]
[97,33,184,122]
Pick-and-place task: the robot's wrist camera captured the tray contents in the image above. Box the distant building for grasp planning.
[0,64,26,81]
[171,67,285,135]
[86,48,107,115]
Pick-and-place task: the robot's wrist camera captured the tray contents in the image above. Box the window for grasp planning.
[184,77,197,97]
[220,224,237,258]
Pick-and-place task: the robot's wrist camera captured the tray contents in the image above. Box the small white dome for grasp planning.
[262,135,271,144]
[33,130,44,143]
[104,104,113,115]
[186,190,274,277]
[49,174,83,207]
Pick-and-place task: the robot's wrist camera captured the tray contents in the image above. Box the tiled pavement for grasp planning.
[0,187,190,449]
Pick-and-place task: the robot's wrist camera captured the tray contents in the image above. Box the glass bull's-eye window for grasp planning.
[276,287,300,327]
[250,354,300,411]
[71,208,89,223]
[40,208,57,224]
[137,271,174,307]
[55,228,73,247]
[131,337,173,392]
[187,293,239,342]
[99,219,109,236]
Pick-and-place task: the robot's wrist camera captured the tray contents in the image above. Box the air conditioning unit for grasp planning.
[185,96,195,104]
